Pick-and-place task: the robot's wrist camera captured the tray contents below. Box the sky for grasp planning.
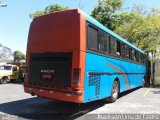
[0,0,160,54]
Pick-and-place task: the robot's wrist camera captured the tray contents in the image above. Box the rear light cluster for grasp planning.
[73,68,81,84]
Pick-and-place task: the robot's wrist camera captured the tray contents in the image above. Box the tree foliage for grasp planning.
[115,8,160,56]
[91,0,122,30]
[13,50,25,62]
[114,7,160,84]
[29,4,69,18]
[0,43,12,62]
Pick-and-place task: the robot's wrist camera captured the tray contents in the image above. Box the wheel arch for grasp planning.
[2,76,9,79]
[114,77,120,93]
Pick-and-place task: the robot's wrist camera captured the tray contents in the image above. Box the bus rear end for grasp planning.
[24,9,86,103]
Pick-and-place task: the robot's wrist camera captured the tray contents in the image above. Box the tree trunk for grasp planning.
[150,51,157,86]
[146,59,151,86]
[152,61,156,85]
[150,52,154,86]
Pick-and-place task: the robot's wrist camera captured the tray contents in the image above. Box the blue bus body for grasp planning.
[83,13,146,103]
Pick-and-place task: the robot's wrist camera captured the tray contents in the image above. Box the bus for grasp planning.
[24,9,147,103]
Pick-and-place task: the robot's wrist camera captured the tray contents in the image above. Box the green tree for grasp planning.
[115,8,160,85]
[30,4,69,18]
[91,0,122,30]
[13,50,25,61]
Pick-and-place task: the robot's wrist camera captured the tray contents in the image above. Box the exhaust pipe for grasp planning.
[31,93,35,96]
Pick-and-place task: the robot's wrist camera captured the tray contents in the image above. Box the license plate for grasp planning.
[40,70,54,80]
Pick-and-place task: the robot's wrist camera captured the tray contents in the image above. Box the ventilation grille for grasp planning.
[89,75,100,96]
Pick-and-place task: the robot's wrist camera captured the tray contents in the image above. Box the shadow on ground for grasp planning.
[153,84,160,88]
[151,90,160,94]
[0,87,140,120]
[7,79,24,85]
[151,85,160,94]
[119,87,141,98]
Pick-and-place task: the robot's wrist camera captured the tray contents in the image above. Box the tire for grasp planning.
[109,80,119,103]
[10,79,16,83]
[0,77,8,84]
[21,78,24,82]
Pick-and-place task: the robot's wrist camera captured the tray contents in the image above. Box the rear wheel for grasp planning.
[10,79,16,83]
[109,80,119,103]
[0,77,8,84]
[21,78,24,82]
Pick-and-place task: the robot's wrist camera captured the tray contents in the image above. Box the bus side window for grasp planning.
[129,48,132,59]
[116,41,121,56]
[141,54,143,63]
[143,54,146,63]
[141,54,144,63]
[140,53,142,63]
[88,25,98,50]
[110,36,117,56]
[139,54,141,63]
[121,43,125,58]
[98,30,108,52]
[125,45,129,59]
[135,51,139,62]
[138,52,140,62]
[130,48,136,60]
[144,55,147,63]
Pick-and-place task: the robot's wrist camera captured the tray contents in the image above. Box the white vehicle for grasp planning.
[0,64,19,84]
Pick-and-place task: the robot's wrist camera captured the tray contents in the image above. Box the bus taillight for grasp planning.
[73,68,81,84]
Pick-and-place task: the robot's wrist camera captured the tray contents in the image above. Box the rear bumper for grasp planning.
[24,86,84,103]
